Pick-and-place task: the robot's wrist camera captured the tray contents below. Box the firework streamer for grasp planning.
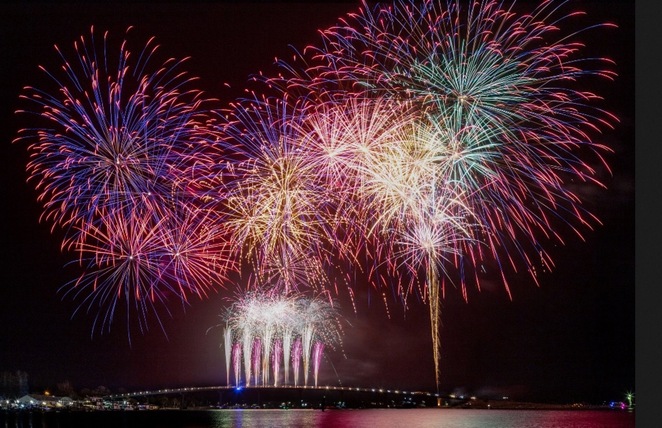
[312,341,325,388]
[224,325,233,386]
[282,327,294,386]
[301,324,315,387]
[272,339,283,387]
[241,328,253,387]
[291,337,302,387]
[252,338,262,387]
[261,323,275,386]
[232,343,242,387]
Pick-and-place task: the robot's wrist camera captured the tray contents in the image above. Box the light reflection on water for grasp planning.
[208,409,635,428]
[1,408,636,428]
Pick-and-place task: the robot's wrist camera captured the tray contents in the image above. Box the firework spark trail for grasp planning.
[252,338,262,387]
[282,328,293,385]
[241,328,253,386]
[301,324,314,388]
[261,323,275,386]
[272,339,283,387]
[312,342,325,388]
[224,325,233,386]
[232,343,242,388]
[291,338,302,387]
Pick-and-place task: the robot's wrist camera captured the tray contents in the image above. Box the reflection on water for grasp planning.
[1,408,635,428]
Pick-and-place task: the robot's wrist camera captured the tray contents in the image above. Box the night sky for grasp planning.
[0,1,636,406]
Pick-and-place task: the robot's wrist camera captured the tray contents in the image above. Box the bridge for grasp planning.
[105,385,474,409]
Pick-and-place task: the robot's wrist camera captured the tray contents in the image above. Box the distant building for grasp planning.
[17,394,73,409]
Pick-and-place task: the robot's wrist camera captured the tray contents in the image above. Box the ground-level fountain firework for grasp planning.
[212,292,344,388]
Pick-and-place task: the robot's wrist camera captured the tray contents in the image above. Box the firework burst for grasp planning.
[14,26,218,245]
[216,93,342,294]
[300,0,617,293]
[14,26,229,339]
[61,205,233,341]
[263,0,618,388]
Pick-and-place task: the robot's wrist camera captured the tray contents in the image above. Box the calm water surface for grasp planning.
[1,408,635,428]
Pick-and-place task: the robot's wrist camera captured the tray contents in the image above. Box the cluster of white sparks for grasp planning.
[216,292,343,388]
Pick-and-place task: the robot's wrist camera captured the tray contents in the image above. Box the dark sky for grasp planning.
[0,0,636,406]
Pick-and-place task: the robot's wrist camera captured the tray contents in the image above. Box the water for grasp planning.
[1,408,635,428]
